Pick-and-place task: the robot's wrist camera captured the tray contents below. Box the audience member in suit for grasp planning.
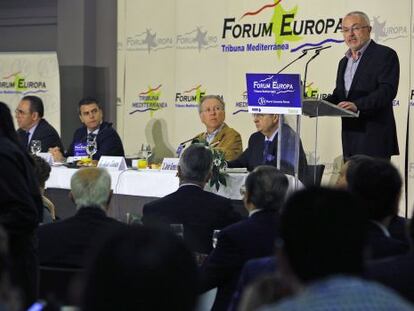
[31,155,55,223]
[194,95,242,161]
[142,143,241,254]
[82,226,198,311]
[15,95,64,152]
[336,154,409,244]
[366,208,414,303]
[325,11,399,160]
[50,97,124,161]
[229,256,277,311]
[0,102,43,308]
[199,166,289,311]
[227,114,307,182]
[38,167,125,268]
[346,157,409,259]
[260,188,413,311]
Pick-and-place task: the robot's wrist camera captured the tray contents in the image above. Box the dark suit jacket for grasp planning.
[0,136,42,306]
[65,121,125,160]
[228,125,307,182]
[38,207,125,268]
[142,185,241,254]
[17,118,64,152]
[326,40,399,158]
[365,221,409,260]
[366,252,414,303]
[199,209,281,311]
[229,256,277,311]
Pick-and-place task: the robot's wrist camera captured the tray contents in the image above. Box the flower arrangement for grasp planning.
[191,138,228,191]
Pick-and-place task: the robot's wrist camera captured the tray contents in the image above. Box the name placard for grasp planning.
[246,73,302,115]
[97,156,127,171]
[161,158,179,171]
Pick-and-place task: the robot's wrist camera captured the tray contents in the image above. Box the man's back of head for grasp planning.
[244,165,288,211]
[70,167,111,210]
[347,157,402,221]
[281,187,365,284]
[178,143,212,185]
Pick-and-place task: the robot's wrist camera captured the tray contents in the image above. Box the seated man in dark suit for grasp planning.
[228,114,307,182]
[346,157,409,260]
[336,154,408,244]
[366,207,414,303]
[198,166,289,311]
[50,97,124,161]
[38,167,125,268]
[261,187,413,311]
[15,95,64,152]
[142,143,241,254]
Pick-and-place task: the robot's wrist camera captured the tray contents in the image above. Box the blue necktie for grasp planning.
[263,140,272,164]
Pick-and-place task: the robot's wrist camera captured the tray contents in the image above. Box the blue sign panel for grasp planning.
[246,73,302,115]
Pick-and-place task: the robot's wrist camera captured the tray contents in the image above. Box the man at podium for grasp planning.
[326,11,399,160]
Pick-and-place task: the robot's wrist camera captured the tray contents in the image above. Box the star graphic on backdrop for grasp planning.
[143,29,157,53]
[194,27,208,51]
[371,16,387,42]
[271,2,302,58]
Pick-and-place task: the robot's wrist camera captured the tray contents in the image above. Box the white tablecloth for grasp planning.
[46,167,247,200]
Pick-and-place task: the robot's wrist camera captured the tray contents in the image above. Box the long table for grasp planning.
[45,167,248,221]
[45,167,302,222]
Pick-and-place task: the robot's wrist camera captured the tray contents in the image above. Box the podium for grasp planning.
[278,99,358,186]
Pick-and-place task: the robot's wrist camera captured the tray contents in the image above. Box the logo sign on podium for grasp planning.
[246,73,302,115]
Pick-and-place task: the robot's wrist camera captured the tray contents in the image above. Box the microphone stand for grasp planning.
[277,46,324,74]
[303,46,331,98]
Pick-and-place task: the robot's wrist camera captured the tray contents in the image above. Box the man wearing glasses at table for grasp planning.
[227,113,307,182]
[194,95,242,161]
[326,11,399,160]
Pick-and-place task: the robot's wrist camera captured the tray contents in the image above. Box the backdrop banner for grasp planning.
[117,0,413,216]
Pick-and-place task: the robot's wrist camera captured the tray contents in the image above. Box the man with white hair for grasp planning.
[326,11,399,160]
[37,167,124,268]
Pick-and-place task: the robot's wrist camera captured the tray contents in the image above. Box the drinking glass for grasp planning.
[86,135,97,159]
[30,140,41,155]
[140,143,152,162]
[170,224,184,239]
[212,230,220,248]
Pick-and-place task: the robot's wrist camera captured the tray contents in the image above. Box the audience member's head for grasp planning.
[78,97,103,132]
[178,143,213,186]
[82,226,198,311]
[347,157,402,222]
[15,96,44,131]
[280,187,365,284]
[31,155,51,192]
[70,167,112,210]
[0,102,19,145]
[243,165,288,212]
[335,154,372,189]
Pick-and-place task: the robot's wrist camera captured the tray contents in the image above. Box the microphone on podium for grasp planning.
[176,137,197,157]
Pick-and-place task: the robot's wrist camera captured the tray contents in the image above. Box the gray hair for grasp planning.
[345,11,371,26]
[70,167,111,209]
[245,165,289,210]
[198,95,225,113]
[179,143,213,183]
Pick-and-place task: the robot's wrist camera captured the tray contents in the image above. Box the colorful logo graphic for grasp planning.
[130,84,167,116]
[233,91,248,115]
[176,27,218,51]
[175,84,206,108]
[221,0,343,57]
[0,71,47,95]
[127,29,173,53]
[371,16,408,42]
